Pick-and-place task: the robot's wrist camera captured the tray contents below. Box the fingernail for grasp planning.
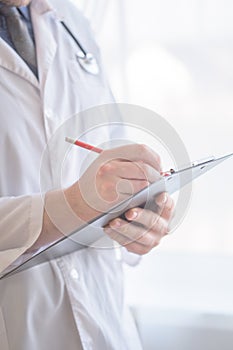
[110,219,122,228]
[126,209,138,220]
[162,193,168,204]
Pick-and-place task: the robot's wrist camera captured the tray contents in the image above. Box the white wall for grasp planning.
[76,0,233,255]
[125,252,233,349]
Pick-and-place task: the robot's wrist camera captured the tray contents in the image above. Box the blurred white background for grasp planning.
[74,0,233,255]
[73,1,233,348]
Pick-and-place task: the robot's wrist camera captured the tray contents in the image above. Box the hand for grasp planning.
[35,144,170,251]
[64,144,161,222]
[104,192,175,255]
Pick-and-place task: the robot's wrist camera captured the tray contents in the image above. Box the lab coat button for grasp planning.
[70,268,79,280]
[45,109,54,119]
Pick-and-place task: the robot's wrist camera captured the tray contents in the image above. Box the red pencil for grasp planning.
[65,137,103,154]
[65,137,173,177]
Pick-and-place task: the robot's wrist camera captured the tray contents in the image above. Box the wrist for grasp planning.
[64,182,101,223]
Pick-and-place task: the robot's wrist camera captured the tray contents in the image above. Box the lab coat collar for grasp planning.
[0,0,60,90]
[0,0,55,89]
[30,0,58,97]
[30,0,53,15]
[0,38,39,88]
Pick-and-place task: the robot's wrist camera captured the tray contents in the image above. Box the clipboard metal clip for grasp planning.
[192,156,215,167]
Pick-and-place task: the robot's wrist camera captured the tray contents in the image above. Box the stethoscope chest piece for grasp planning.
[60,20,100,75]
[76,51,100,75]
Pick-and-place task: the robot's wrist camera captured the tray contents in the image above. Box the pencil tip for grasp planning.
[65,137,75,144]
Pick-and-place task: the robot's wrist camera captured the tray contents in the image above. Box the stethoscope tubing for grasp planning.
[60,20,99,75]
[60,21,87,56]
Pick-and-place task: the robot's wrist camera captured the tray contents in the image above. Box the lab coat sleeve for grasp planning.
[0,194,44,273]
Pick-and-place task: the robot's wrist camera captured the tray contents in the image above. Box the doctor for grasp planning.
[0,0,174,349]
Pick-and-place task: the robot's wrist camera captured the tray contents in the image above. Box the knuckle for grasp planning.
[137,180,149,191]
[171,207,176,219]
[161,225,168,237]
[160,220,169,236]
[171,200,176,213]
[148,214,160,231]
[158,217,165,233]
[165,202,175,220]
[167,197,175,211]
[140,245,152,254]
[98,181,118,202]
[136,145,161,169]
[99,162,115,175]
[116,224,129,237]
[142,233,155,248]
[155,153,161,166]
[166,203,173,213]
[125,244,136,253]
[152,239,160,248]
[127,244,149,256]
[98,163,109,176]
[140,163,150,179]
[150,215,167,237]
[137,144,150,155]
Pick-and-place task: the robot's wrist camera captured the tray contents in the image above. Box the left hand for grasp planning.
[104,192,175,255]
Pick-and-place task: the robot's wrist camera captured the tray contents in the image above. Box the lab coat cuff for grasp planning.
[27,193,45,248]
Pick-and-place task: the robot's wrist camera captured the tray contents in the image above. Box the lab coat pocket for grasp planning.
[0,309,9,350]
[68,58,101,87]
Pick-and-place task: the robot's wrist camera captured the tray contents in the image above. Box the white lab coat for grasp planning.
[0,0,142,349]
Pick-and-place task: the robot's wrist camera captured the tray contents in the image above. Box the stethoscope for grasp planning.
[60,21,100,75]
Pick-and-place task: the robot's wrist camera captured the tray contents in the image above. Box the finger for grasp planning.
[105,227,159,255]
[124,208,168,236]
[95,175,132,203]
[107,218,147,243]
[160,198,175,222]
[124,240,160,255]
[105,220,162,253]
[155,193,175,221]
[99,160,161,183]
[108,213,167,242]
[101,144,162,173]
[155,192,168,207]
[104,224,137,247]
[142,192,169,215]
[95,176,149,203]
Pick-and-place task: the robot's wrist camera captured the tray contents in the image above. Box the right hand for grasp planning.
[32,144,162,251]
[64,144,162,222]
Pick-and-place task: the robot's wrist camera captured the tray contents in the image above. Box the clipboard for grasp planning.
[1,152,232,279]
